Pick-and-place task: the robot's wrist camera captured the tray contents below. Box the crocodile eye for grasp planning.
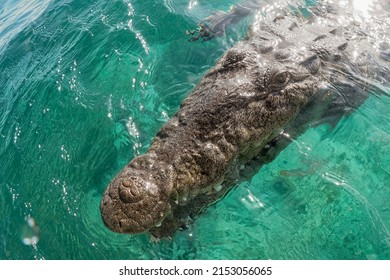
[272,71,290,85]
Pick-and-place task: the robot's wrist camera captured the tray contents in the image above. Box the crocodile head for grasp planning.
[100,153,175,234]
[100,12,386,237]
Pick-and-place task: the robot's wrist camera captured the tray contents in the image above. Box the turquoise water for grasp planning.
[0,0,389,260]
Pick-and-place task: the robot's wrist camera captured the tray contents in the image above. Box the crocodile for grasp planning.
[100,0,390,238]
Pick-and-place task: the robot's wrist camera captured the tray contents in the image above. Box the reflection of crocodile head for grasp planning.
[101,5,390,238]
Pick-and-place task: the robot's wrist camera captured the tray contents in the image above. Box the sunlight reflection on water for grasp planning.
[0,0,389,260]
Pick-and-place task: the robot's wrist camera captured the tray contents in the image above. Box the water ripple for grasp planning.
[0,0,389,260]
[0,0,52,53]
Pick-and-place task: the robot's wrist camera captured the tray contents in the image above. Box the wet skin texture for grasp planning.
[101,2,390,238]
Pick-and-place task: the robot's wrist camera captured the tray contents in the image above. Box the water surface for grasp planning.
[0,0,389,259]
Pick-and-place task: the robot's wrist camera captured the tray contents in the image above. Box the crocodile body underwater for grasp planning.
[100,0,390,238]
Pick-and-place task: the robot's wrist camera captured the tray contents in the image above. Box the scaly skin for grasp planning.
[100,2,390,238]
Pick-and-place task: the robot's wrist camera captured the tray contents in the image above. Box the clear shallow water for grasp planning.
[0,0,389,260]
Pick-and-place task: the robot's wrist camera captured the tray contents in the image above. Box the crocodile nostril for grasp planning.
[121,179,132,188]
[119,179,143,203]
